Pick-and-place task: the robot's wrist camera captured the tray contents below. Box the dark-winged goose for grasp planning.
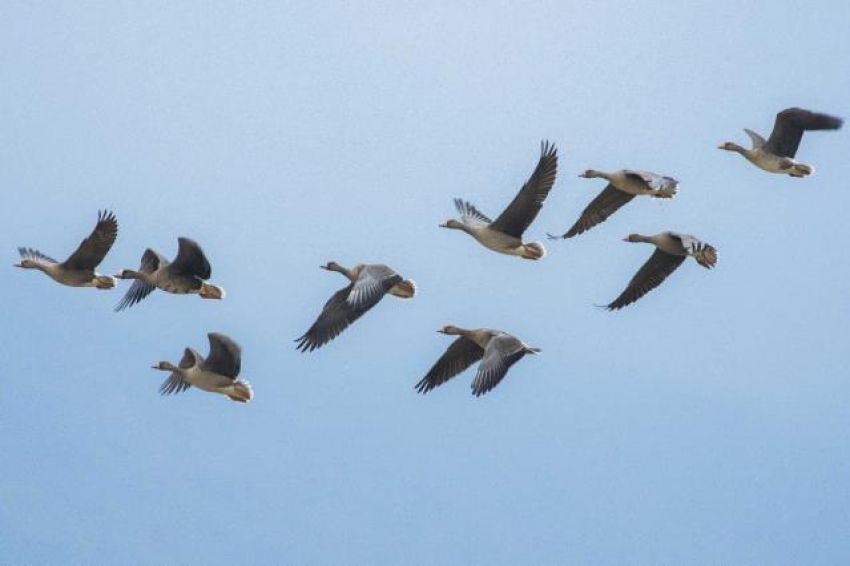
[548,169,677,239]
[114,237,225,311]
[718,107,843,177]
[152,332,252,403]
[14,210,118,289]
[605,232,717,310]
[415,325,540,397]
[440,141,558,259]
[295,262,415,352]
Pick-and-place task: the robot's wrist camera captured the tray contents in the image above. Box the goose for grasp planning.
[605,232,718,310]
[548,170,677,239]
[295,262,416,352]
[440,141,558,259]
[114,237,225,311]
[415,325,541,397]
[718,107,843,177]
[152,332,252,403]
[14,210,118,289]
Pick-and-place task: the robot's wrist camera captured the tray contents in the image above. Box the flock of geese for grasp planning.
[15,107,843,401]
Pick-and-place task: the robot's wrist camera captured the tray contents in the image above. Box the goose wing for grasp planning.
[471,333,528,396]
[203,333,241,379]
[491,141,558,238]
[558,184,634,238]
[606,249,686,310]
[169,237,212,279]
[453,198,492,226]
[669,233,719,269]
[414,337,485,394]
[62,210,118,270]
[114,249,166,311]
[295,271,402,352]
[18,247,58,264]
[766,108,843,158]
[158,348,197,396]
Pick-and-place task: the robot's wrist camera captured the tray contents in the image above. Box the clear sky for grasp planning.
[2,1,849,564]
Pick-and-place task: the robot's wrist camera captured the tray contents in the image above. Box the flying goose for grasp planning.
[114,237,225,311]
[718,107,843,177]
[295,262,416,352]
[548,170,677,239]
[440,141,558,259]
[152,332,252,403]
[605,232,717,310]
[415,326,541,396]
[14,210,118,289]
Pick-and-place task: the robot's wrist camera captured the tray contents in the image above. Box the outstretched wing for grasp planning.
[414,337,485,394]
[453,198,492,226]
[766,108,843,158]
[670,233,719,269]
[203,333,241,378]
[18,247,58,264]
[295,273,402,352]
[169,237,212,279]
[471,334,528,396]
[606,249,686,310]
[114,249,164,311]
[347,265,403,309]
[158,349,195,396]
[491,141,558,238]
[559,184,634,238]
[62,210,119,270]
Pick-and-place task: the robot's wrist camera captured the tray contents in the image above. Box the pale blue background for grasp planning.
[2,2,849,564]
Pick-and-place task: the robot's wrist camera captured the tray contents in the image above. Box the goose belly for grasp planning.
[746,150,795,174]
[469,228,524,256]
[154,274,202,295]
[184,369,235,393]
[46,268,96,287]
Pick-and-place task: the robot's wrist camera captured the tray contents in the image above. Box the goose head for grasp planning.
[438,325,463,335]
[151,361,179,371]
[578,169,604,179]
[439,219,465,230]
[717,141,746,153]
[13,258,38,269]
[320,261,344,272]
[622,233,648,243]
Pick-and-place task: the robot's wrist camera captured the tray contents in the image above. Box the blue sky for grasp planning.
[2,1,849,564]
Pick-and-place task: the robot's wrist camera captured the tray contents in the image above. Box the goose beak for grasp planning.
[439,223,448,228]
[319,264,330,270]
[13,263,22,268]
[621,237,630,242]
[437,328,448,334]
[577,173,588,178]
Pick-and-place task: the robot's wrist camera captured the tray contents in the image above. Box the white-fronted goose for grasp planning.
[295,262,416,352]
[152,332,252,403]
[719,107,843,177]
[14,210,118,289]
[605,232,718,310]
[114,237,225,311]
[415,325,541,397]
[548,170,677,239]
[440,141,558,260]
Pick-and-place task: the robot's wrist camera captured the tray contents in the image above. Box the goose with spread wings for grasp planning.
[548,169,677,239]
[719,107,843,177]
[415,325,541,397]
[605,232,718,310]
[14,210,119,289]
[440,141,558,259]
[152,332,252,403]
[295,262,416,352]
[114,237,225,311]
